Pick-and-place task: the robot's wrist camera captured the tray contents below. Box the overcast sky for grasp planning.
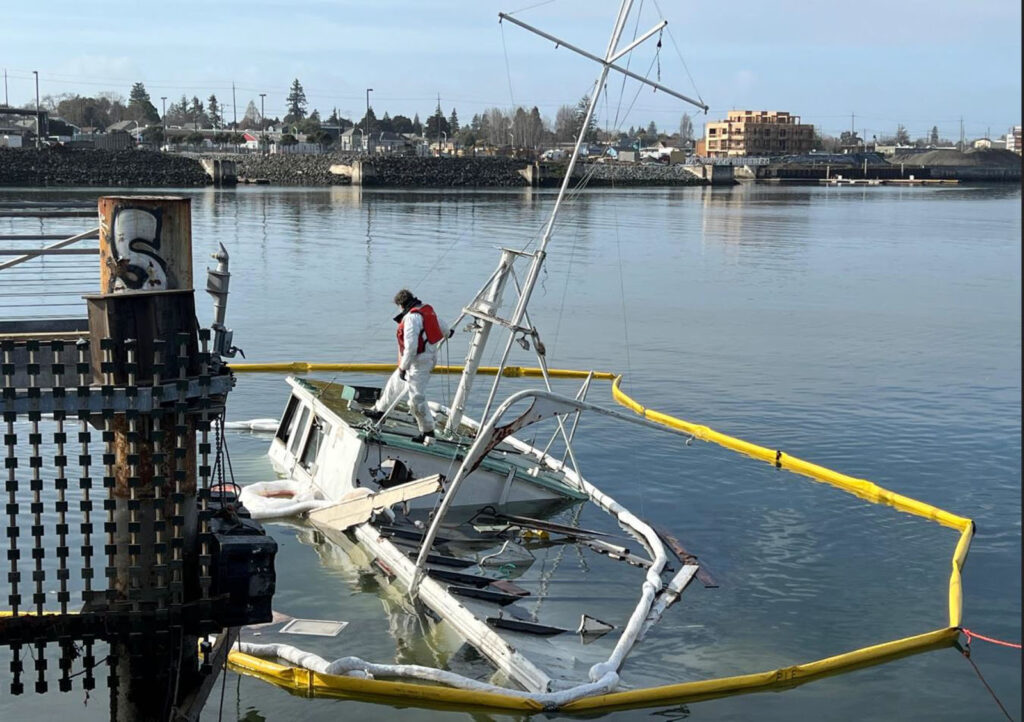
[2,0,1021,140]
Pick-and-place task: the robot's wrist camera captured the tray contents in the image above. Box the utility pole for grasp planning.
[437,93,442,155]
[160,96,166,149]
[259,93,266,155]
[365,88,373,153]
[232,82,237,129]
[33,70,40,149]
[3,68,8,106]
[959,116,964,150]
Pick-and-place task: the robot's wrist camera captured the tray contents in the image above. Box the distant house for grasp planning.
[605,146,638,163]
[374,131,410,154]
[429,139,456,156]
[874,143,915,157]
[340,127,365,152]
[47,117,80,142]
[973,137,1007,151]
[106,120,145,138]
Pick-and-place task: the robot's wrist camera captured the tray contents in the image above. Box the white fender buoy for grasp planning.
[224,418,280,433]
[239,479,333,519]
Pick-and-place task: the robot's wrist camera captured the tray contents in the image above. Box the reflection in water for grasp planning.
[700,184,811,259]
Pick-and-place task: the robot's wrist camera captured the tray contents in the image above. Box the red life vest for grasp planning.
[396,304,444,359]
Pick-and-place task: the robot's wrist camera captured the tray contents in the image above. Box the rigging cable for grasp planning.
[651,0,705,108]
[612,0,645,130]
[505,0,557,15]
[499,21,517,108]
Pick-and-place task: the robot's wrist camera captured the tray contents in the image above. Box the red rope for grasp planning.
[962,628,1023,650]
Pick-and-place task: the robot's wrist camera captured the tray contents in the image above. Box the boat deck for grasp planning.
[291,377,588,502]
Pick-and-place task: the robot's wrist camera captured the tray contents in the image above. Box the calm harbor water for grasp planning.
[1,182,1020,721]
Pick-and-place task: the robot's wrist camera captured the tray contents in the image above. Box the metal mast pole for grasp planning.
[447,2,706,431]
[260,93,266,154]
[365,88,373,152]
[475,1,635,422]
[33,70,40,148]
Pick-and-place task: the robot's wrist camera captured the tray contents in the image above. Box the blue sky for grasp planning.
[2,0,1021,140]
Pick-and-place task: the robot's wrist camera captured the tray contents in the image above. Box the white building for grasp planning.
[1006,126,1022,154]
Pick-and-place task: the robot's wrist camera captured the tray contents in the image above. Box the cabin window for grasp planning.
[276,396,301,442]
[288,407,311,457]
[299,416,329,471]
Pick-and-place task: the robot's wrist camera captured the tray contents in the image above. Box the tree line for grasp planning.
[16,78,702,150]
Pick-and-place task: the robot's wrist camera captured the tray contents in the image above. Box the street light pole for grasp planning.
[365,88,373,152]
[33,70,39,148]
[259,93,266,155]
[160,97,166,149]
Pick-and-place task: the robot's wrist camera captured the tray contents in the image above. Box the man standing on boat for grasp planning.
[364,289,451,442]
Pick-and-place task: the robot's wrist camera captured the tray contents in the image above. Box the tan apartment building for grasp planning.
[703,110,814,157]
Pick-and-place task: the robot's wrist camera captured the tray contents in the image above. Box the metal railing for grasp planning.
[0,201,99,325]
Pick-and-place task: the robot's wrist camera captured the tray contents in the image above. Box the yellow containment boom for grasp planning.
[228,361,616,380]
[218,362,974,713]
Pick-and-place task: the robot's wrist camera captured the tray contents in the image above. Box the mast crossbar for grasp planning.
[498,12,708,112]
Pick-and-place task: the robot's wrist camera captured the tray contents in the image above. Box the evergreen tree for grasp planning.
[426,101,450,140]
[573,96,598,143]
[412,113,422,135]
[127,82,160,123]
[391,115,413,134]
[207,94,222,129]
[190,96,204,130]
[241,100,261,130]
[646,120,657,138]
[929,125,940,145]
[285,79,307,123]
[448,108,460,135]
[357,107,378,134]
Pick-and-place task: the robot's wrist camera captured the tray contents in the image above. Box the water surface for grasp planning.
[1,182,1019,721]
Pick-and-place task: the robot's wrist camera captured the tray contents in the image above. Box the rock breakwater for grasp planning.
[361,156,529,187]
[0,147,209,187]
[229,153,342,185]
[555,162,705,186]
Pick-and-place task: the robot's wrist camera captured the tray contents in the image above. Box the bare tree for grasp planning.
[554,104,575,143]
[678,113,694,145]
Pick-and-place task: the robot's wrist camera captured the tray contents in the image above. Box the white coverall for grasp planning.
[373,308,449,433]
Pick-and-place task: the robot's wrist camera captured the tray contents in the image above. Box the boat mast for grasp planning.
[447,1,707,432]
[477,0,634,422]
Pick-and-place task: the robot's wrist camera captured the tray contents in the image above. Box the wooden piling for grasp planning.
[89,195,201,720]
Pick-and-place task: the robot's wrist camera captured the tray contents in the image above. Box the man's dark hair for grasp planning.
[394,289,417,309]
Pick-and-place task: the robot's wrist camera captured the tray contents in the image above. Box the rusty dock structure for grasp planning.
[1,196,275,721]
